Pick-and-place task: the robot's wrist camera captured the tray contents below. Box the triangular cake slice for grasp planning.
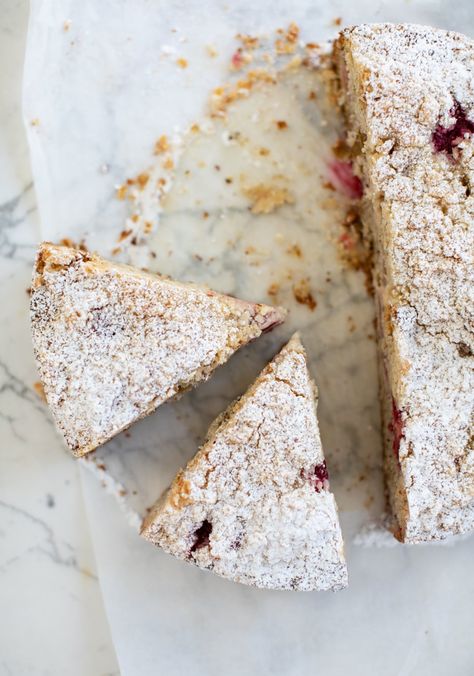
[333,24,474,542]
[141,334,347,591]
[30,242,286,456]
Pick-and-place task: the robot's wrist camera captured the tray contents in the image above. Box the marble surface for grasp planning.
[0,2,118,674]
[2,0,474,674]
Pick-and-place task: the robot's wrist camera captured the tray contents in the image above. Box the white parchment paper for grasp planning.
[24,1,474,674]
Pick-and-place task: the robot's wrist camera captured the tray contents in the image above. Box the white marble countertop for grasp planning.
[0,2,118,673]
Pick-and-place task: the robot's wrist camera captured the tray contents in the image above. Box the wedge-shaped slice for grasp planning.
[30,242,285,456]
[334,24,474,542]
[142,334,347,591]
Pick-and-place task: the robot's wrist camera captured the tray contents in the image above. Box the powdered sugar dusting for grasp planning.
[30,243,285,456]
[142,334,347,591]
[335,23,474,542]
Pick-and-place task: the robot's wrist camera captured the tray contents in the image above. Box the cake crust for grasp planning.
[334,23,474,542]
[142,334,348,591]
[30,242,286,456]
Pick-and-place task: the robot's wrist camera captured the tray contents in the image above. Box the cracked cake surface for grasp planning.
[30,242,286,456]
[141,334,348,591]
[334,24,474,542]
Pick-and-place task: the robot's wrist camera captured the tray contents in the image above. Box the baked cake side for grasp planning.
[30,242,286,457]
[141,334,348,591]
[333,24,474,542]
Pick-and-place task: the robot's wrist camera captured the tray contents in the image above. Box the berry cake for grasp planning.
[141,334,348,591]
[30,242,285,456]
[333,24,474,542]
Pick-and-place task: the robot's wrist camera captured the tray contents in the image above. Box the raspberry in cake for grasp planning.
[141,334,348,591]
[333,24,474,542]
[30,242,286,456]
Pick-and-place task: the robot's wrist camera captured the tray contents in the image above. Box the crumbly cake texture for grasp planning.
[334,24,474,542]
[30,243,286,456]
[141,334,348,591]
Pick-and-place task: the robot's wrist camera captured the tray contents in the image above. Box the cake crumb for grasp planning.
[154,135,169,155]
[267,283,280,297]
[243,183,294,214]
[286,244,302,258]
[293,279,317,310]
[206,45,218,58]
[33,381,46,402]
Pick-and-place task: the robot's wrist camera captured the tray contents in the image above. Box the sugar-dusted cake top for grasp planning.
[30,242,285,456]
[142,334,348,591]
[338,23,474,351]
[335,24,474,541]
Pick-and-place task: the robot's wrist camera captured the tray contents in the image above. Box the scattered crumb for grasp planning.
[202,211,209,219]
[347,315,357,333]
[286,244,302,258]
[259,147,270,156]
[236,34,259,50]
[190,123,200,133]
[177,57,188,68]
[210,69,276,117]
[154,135,169,154]
[243,183,294,214]
[275,22,299,54]
[118,229,132,242]
[206,45,218,58]
[236,34,259,51]
[292,279,317,310]
[30,118,40,127]
[136,173,149,189]
[244,246,256,255]
[332,17,342,27]
[267,283,280,297]
[225,177,233,184]
[308,91,317,100]
[275,120,288,130]
[116,184,128,200]
[162,157,174,170]
[33,381,46,403]
[63,19,71,32]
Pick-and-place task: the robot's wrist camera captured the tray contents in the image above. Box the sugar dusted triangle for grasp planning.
[142,334,347,591]
[334,24,474,542]
[30,242,286,456]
